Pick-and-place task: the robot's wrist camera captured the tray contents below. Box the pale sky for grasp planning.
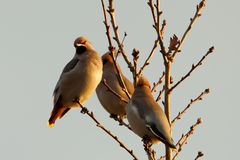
[0,0,239,160]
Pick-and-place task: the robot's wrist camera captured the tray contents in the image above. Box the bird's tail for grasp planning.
[48,107,66,127]
[167,138,177,152]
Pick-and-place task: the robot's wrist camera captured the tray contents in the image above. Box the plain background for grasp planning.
[0,0,239,159]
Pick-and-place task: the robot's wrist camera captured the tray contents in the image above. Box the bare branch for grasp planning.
[169,46,214,93]
[163,61,172,160]
[137,39,159,78]
[148,0,168,62]
[143,137,156,160]
[100,0,131,100]
[144,146,156,160]
[107,0,137,96]
[155,0,161,32]
[109,114,132,131]
[79,104,138,160]
[151,72,165,93]
[100,0,114,51]
[173,118,203,160]
[108,51,132,100]
[194,151,204,160]
[160,19,167,36]
[155,85,165,102]
[171,88,210,125]
[147,0,157,26]
[132,48,140,86]
[116,32,128,59]
[171,0,206,60]
[102,79,128,103]
[108,0,134,72]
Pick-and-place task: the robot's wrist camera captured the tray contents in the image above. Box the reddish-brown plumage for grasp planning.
[48,107,66,127]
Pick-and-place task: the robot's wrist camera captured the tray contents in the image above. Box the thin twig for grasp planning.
[108,0,134,72]
[143,137,156,160]
[171,0,206,60]
[173,118,203,160]
[169,46,214,93]
[110,115,132,130]
[101,0,131,100]
[144,145,156,160]
[160,19,167,36]
[147,0,157,28]
[151,1,173,159]
[156,0,160,33]
[110,51,132,100]
[171,88,210,125]
[194,151,204,160]
[116,32,128,60]
[148,0,168,62]
[102,79,128,103]
[132,48,140,87]
[101,0,114,51]
[151,72,165,93]
[103,0,132,99]
[79,104,138,160]
[155,85,165,102]
[102,80,132,130]
[137,39,159,78]
[163,62,172,160]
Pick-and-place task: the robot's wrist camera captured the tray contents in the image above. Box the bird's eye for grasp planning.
[102,59,108,65]
[76,46,87,54]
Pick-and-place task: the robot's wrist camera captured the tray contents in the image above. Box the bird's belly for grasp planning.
[61,67,102,106]
[126,104,148,137]
[126,103,161,144]
[96,84,127,116]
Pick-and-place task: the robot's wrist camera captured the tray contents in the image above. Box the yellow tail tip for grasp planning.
[48,122,54,128]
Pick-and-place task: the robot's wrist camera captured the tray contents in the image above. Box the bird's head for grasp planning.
[74,36,93,54]
[102,52,114,65]
[136,76,151,89]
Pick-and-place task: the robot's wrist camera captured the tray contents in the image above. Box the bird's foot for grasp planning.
[110,114,119,121]
[81,107,88,114]
[110,114,132,130]
[142,135,152,148]
[72,98,87,114]
[73,98,80,105]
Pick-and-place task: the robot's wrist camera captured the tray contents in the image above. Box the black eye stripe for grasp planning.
[102,59,108,65]
[76,46,87,54]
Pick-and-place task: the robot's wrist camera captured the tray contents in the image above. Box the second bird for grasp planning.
[96,53,134,120]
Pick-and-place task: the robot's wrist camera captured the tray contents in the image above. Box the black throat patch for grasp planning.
[76,46,87,54]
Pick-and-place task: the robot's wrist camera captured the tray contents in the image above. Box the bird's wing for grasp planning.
[132,97,170,144]
[53,58,79,96]
[146,123,169,143]
[146,123,176,149]
[62,58,79,73]
[144,101,176,149]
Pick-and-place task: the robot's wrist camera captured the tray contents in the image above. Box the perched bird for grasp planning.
[48,36,103,127]
[96,53,134,119]
[126,76,176,148]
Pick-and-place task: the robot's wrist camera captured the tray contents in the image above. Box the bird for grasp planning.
[96,52,134,120]
[126,76,176,149]
[48,36,103,127]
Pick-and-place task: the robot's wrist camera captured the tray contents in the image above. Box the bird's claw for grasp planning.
[81,107,88,114]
